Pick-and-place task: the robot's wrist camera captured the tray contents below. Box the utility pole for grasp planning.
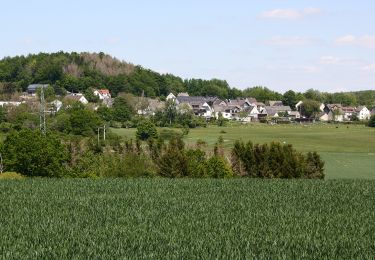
[39,87,46,135]
[97,125,106,145]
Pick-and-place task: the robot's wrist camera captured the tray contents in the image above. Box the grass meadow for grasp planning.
[112,123,375,179]
[1,178,374,258]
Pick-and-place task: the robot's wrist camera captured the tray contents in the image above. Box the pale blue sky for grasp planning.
[1,0,375,92]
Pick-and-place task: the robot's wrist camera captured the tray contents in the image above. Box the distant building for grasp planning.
[166,93,176,101]
[355,106,371,120]
[268,101,284,106]
[0,101,23,107]
[94,89,111,100]
[64,93,89,105]
[27,84,49,95]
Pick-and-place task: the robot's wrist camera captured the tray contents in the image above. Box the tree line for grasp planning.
[0,126,324,179]
[0,52,374,107]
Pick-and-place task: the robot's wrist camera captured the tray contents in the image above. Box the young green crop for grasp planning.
[0,178,374,258]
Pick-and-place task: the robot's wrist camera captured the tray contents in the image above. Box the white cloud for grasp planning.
[264,36,312,47]
[260,7,322,20]
[335,35,375,48]
[320,56,340,65]
[362,64,375,71]
[319,56,365,66]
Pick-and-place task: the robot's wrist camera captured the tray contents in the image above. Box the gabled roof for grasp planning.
[268,101,283,106]
[177,96,206,104]
[27,84,49,91]
[243,105,258,113]
[327,104,342,110]
[264,107,279,117]
[177,92,189,97]
[148,98,165,111]
[265,105,292,112]
[246,97,257,104]
[98,89,110,94]
[342,107,355,113]
[355,106,367,112]
[227,98,249,107]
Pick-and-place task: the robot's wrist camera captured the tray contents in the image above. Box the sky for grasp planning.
[1,0,375,93]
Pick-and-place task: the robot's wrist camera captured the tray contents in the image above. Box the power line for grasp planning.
[39,87,46,135]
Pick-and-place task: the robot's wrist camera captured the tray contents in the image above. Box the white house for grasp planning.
[342,107,356,121]
[64,93,89,105]
[240,105,259,122]
[0,101,23,107]
[50,100,63,112]
[356,106,371,120]
[93,89,111,100]
[166,93,176,101]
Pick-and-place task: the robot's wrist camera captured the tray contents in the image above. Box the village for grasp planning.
[1,83,373,125]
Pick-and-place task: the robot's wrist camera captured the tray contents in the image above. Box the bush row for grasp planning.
[0,129,325,179]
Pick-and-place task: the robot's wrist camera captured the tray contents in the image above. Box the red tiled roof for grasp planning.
[98,89,110,94]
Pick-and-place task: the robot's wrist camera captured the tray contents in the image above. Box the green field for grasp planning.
[112,124,375,179]
[1,179,374,258]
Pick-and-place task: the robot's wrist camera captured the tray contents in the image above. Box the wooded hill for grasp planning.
[0,52,374,107]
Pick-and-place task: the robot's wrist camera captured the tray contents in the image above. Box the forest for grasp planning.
[0,51,374,107]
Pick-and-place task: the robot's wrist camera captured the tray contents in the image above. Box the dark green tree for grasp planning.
[1,129,68,177]
[112,96,133,122]
[368,115,375,127]
[300,99,321,118]
[136,120,158,141]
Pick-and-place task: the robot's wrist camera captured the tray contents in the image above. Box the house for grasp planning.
[177,92,189,97]
[93,89,111,100]
[227,98,250,110]
[288,111,301,119]
[213,105,232,120]
[27,84,49,95]
[254,101,266,112]
[371,107,375,116]
[325,104,344,122]
[137,98,165,116]
[342,106,356,121]
[262,107,279,118]
[50,100,63,112]
[240,105,259,122]
[355,106,371,120]
[246,97,258,106]
[214,104,241,120]
[176,96,213,118]
[268,101,284,106]
[166,93,176,101]
[64,93,89,105]
[0,101,23,107]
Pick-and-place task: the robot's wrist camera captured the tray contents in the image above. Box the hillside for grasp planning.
[0,52,374,107]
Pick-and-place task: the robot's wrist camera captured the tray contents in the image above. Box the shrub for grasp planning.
[231,140,325,179]
[155,137,189,178]
[158,129,183,141]
[205,156,233,178]
[186,149,207,177]
[368,115,375,127]
[0,172,25,180]
[136,120,158,141]
[1,129,69,177]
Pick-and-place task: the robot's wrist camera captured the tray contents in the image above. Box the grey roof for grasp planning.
[227,98,249,107]
[27,84,49,91]
[247,97,257,104]
[355,106,367,112]
[265,106,292,112]
[243,105,257,112]
[264,108,279,117]
[177,96,206,104]
[269,101,284,106]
